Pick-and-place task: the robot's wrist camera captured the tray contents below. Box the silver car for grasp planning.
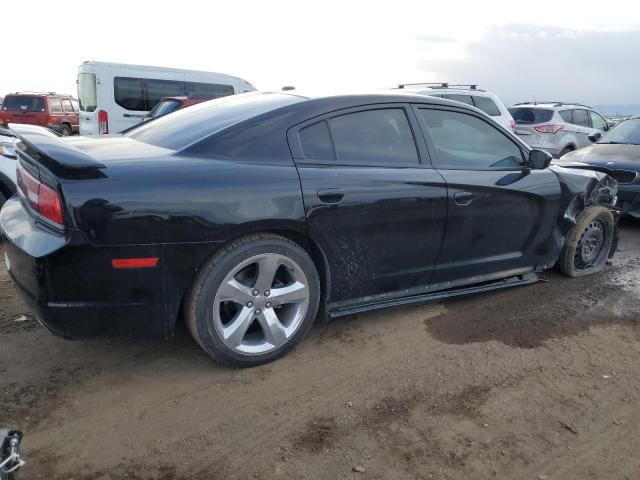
[509,102,610,158]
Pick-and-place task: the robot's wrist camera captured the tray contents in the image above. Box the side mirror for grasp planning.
[529,149,553,170]
[588,132,602,142]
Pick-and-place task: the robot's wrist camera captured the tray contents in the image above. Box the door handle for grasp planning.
[317,188,345,204]
[454,191,474,206]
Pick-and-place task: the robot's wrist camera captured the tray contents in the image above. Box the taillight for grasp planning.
[509,119,516,131]
[98,110,109,134]
[16,163,63,226]
[534,124,564,134]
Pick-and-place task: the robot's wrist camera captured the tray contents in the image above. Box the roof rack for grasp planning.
[397,82,483,91]
[513,101,592,108]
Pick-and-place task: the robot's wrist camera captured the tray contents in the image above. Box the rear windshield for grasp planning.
[77,72,97,112]
[149,99,182,118]
[2,96,45,112]
[508,107,554,124]
[126,92,305,150]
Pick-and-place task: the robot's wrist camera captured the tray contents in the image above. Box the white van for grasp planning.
[77,61,256,135]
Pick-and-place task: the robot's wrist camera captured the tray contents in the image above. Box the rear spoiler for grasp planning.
[14,131,106,174]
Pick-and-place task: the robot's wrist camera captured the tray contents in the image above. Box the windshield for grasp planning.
[508,107,554,124]
[126,92,305,150]
[149,99,182,118]
[77,72,97,112]
[598,118,640,145]
[2,95,45,112]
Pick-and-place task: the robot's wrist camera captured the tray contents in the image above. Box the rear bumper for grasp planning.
[0,196,174,338]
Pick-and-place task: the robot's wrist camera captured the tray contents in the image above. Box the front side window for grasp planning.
[71,100,79,113]
[418,109,524,169]
[589,111,608,131]
[61,98,74,113]
[114,77,145,111]
[327,109,419,165]
[49,98,62,113]
[572,109,590,127]
[472,96,501,116]
[77,72,97,112]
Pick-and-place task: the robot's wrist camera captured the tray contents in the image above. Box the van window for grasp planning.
[61,98,74,113]
[49,98,63,113]
[145,79,185,111]
[114,77,146,111]
[186,82,234,98]
[77,73,97,112]
[2,96,45,112]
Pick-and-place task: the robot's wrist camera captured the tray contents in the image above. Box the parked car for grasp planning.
[0,128,16,209]
[144,95,213,120]
[0,92,78,136]
[77,61,256,135]
[554,116,640,218]
[509,102,610,158]
[395,83,515,131]
[0,92,619,367]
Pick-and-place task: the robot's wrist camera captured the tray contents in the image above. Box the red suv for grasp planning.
[144,95,212,120]
[0,92,79,136]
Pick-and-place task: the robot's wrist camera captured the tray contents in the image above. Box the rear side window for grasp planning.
[2,96,45,112]
[446,94,474,106]
[327,109,419,165]
[186,82,235,99]
[300,121,335,161]
[145,79,185,111]
[115,77,146,111]
[508,108,554,124]
[61,98,74,113]
[472,96,501,116]
[77,72,97,112]
[559,110,572,123]
[572,109,590,127]
[419,109,524,170]
[49,98,63,113]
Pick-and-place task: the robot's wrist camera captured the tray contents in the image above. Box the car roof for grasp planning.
[511,102,592,109]
[5,92,74,98]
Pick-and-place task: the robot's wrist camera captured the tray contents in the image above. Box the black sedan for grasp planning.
[0,92,619,367]
[554,117,640,218]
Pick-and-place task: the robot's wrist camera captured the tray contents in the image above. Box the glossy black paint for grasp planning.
[0,92,619,339]
[555,143,640,218]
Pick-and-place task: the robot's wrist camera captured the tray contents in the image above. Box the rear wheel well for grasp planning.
[176,229,331,333]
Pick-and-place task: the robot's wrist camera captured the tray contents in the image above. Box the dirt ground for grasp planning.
[1,221,640,480]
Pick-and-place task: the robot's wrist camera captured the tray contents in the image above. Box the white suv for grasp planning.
[395,83,515,131]
[509,102,610,158]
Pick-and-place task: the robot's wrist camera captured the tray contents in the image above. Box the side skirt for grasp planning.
[328,272,540,318]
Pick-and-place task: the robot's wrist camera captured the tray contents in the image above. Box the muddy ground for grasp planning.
[1,222,640,480]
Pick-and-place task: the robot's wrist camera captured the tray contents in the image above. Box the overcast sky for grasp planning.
[4,0,638,106]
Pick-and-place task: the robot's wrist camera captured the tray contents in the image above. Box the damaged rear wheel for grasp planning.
[558,206,615,277]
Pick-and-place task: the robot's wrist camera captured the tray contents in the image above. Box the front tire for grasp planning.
[186,233,320,367]
[558,206,615,277]
[558,146,574,158]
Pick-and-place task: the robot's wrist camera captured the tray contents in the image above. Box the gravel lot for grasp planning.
[1,221,639,479]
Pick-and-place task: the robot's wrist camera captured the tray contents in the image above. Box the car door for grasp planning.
[288,105,448,307]
[570,109,594,148]
[589,110,609,137]
[413,105,561,287]
[61,98,78,131]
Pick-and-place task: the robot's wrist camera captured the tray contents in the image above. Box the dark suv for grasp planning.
[0,92,79,136]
